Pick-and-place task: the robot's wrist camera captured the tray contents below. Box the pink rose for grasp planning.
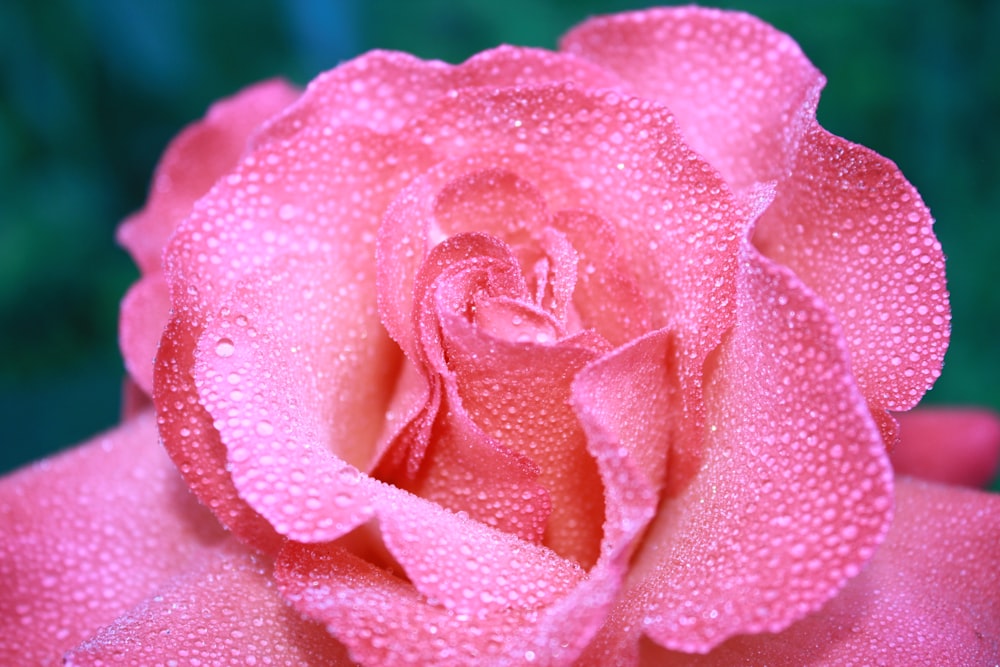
[3,7,999,666]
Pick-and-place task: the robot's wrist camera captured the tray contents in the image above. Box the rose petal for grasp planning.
[194,252,399,541]
[155,123,435,548]
[428,239,610,565]
[117,79,300,276]
[63,547,353,666]
[257,46,624,145]
[399,83,749,491]
[118,274,171,395]
[560,6,823,194]
[551,209,652,346]
[754,124,950,425]
[276,484,587,666]
[582,248,893,658]
[0,412,228,666]
[571,330,680,494]
[892,408,1000,487]
[650,477,1000,666]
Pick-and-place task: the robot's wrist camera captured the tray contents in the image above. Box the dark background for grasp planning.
[2,1,998,490]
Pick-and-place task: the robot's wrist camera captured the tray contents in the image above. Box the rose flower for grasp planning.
[2,7,999,666]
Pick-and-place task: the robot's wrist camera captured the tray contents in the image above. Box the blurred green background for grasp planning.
[1,0,998,490]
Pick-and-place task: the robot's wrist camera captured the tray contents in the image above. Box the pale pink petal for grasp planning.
[892,408,1000,487]
[429,241,609,565]
[0,412,228,666]
[118,80,300,276]
[276,483,588,666]
[377,158,591,361]
[381,235,556,540]
[551,209,651,346]
[154,307,285,553]
[650,477,1000,666]
[754,124,950,424]
[401,84,744,336]
[571,330,680,494]
[257,46,624,145]
[399,84,749,491]
[118,274,171,395]
[193,251,401,542]
[64,547,354,666]
[581,249,893,659]
[560,6,823,194]
[402,407,551,543]
[154,124,435,548]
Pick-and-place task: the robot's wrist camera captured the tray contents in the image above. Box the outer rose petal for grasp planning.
[560,6,823,194]
[754,124,950,424]
[64,548,354,667]
[892,408,1000,487]
[154,123,435,549]
[117,79,300,275]
[118,274,171,395]
[0,412,228,666]
[653,477,1000,666]
[561,6,950,441]
[116,80,300,397]
[581,248,892,659]
[257,46,624,143]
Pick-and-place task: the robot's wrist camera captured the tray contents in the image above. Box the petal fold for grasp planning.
[653,478,1000,666]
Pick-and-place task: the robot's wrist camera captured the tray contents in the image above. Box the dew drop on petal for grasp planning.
[215,338,235,357]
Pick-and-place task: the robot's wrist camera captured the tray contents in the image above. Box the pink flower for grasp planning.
[2,7,999,666]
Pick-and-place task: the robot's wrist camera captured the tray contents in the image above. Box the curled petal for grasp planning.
[652,478,1000,666]
[155,123,434,547]
[754,124,950,425]
[582,248,892,658]
[561,6,823,194]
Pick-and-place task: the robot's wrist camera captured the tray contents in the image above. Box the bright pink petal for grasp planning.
[651,477,1000,666]
[155,306,285,553]
[560,6,823,194]
[117,79,300,275]
[64,547,354,666]
[0,412,229,666]
[754,124,950,424]
[154,123,435,549]
[118,274,171,395]
[257,46,624,145]
[892,408,1000,487]
[582,248,893,659]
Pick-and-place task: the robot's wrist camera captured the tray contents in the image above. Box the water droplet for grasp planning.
[215,338,235,357]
